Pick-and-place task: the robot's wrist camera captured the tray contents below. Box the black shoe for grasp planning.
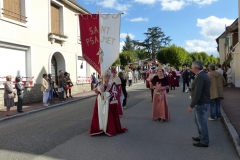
[18,111,24,113]
[192,137,201,142]
[70,95,73,98]
[193,142,208,147]
[66,96,69,98]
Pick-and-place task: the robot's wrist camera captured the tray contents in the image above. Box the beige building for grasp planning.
[216,17,240,86]
[0,0,96,107]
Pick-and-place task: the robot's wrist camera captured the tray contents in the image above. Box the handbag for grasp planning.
[68,82,74,87]
[58,87,63,92]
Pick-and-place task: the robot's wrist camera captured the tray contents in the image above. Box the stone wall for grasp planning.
[0,83,91,109]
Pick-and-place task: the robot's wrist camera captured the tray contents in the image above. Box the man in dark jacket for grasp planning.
[182,68,190,92]
[188,60,210,147]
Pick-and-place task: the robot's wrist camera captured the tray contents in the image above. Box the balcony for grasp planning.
[48,33,68,46]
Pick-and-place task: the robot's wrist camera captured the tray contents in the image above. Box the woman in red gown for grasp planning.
[151,67,170,122]
[90,71,127,136]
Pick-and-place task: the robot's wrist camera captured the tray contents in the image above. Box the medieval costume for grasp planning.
[90,81,127,136]
[168,70,179,90]
[111,68,123,115]
[148,66,157,102]
[151,71,170,122]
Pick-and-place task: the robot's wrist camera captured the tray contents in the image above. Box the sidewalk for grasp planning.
[0,90,95,122]
[221,86,240,156]
[0,81,144,122]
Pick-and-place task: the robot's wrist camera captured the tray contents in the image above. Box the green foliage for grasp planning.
[183,55,193,67]
[112,58,121,66]
[133,27,171,60]
[157,45,188,67]
[135,48,148,60]
[199,52,210,66]
[119,51,135,66]
[122,34,135,53]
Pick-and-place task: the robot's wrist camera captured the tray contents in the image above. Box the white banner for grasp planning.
[100,14,121,74]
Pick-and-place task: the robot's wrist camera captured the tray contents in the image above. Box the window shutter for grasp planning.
[51,4,60,34]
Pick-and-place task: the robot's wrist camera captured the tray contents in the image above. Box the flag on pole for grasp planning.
[79,13,121,75]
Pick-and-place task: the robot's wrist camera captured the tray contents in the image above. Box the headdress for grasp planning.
[111,66,117,73]
[104,70,112,77]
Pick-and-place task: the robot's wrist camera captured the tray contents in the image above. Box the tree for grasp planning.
[156,48,167,64]
[122,34,135,53]
[183,54,193,67]
[133,27,171,60]
[112,58,121,66]
[158,45,188,67]
[199,52,210,67]
[135,48,148,60]
[119,51,135,66]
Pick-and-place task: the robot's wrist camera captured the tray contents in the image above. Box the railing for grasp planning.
[0,76,34,88]
[2,8,27,23]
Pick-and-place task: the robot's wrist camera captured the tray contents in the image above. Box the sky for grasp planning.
[77,0,238,57]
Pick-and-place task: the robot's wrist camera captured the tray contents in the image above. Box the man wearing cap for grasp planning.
[148,66,157,102]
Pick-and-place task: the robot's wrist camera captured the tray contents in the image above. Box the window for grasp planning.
[2,0,27,23]
[51,4,60,34]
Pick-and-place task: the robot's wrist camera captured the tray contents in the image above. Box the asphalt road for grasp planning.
[0,81,238,160]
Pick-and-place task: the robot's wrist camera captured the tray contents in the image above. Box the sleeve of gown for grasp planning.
[151,76,158,86]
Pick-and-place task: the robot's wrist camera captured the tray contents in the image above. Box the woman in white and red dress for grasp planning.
[111,67,123,116]
[90,70,127,136]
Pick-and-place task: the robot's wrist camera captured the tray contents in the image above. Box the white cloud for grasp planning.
[188,0,218,5]
[120,33,135,39]
[129,17,148,22]
[97,0,130,12]
[184,16,234,56]
[161,0,186,11]
[197,16,234,40]
[134,0,157,4]
[185,39,218,56]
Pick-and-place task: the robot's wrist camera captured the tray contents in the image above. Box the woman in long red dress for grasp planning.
[168,69,179,90]
[90,71,127,136]
[151,67,170,122]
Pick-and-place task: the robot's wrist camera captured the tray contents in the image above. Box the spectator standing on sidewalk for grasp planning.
[64,72,73,98]
[4,75,16,116]
[216,64,223,75]
[188,60,210,147]
[226,66,232,87]
[91,73,97,90]
[41,74,50,107]
[15,77,24,113]
[58,73,65,102]
[48,74,54,103]
[208,64,226,121]
[142,70,147,84]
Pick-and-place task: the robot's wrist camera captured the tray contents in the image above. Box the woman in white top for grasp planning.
[226,66,232,87]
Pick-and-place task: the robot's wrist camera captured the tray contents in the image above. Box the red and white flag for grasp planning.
[79,13,121,75]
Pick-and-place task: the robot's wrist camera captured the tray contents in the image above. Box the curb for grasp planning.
[0,94,96,122]
[0,81,144,122]
[221,106,240,157]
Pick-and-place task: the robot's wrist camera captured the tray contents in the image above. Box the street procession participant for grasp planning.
[151,67,170,122]
[110,67,123,115]
[168,69,179,90]
[90,70,127,136]
[147,66,157,102]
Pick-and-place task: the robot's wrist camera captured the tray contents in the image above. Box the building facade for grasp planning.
[0,0,96,108]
